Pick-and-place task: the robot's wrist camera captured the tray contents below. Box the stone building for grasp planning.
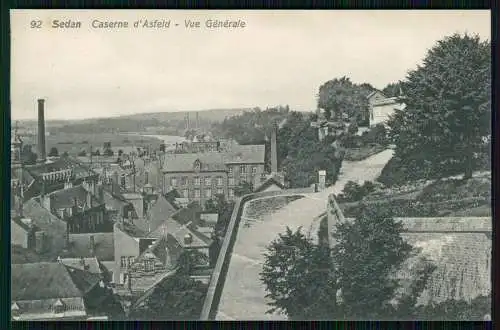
[162,144,266,206]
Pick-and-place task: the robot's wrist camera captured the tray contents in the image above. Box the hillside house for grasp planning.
[367,90,406,127]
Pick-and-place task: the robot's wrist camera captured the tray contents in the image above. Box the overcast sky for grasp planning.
[11,10,490,120]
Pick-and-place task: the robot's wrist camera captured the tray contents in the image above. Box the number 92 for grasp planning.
[30,20,42,28]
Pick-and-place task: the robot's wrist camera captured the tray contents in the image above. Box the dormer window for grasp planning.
[194,159,201,172]
[11,302,20,317]
[53,299,65,314]
[184,233,193,245]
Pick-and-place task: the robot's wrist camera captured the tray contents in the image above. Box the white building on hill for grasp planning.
[367,90,406,127]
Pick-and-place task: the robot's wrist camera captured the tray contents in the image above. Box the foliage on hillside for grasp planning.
[339,176,491,218]
[262,205,490,320]
[260,206,443,320]
[317,77,374,125]
[211,106,291,145]
[212,107,344,188]
[385,33,491,183]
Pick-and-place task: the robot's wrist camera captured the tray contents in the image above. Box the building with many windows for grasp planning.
[162,144,266,206]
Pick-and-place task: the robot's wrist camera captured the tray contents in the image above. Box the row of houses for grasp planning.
[11,98,288,321]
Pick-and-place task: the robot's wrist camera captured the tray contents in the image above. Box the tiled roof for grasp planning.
[116,221,149,238]
[164,145,265,173]
[23,198,63,227]
[13,297,87,318]
[11,167,35,187]
[24,156,96,180]
[366,90,386,100]
[12,263,84,300]
[102,189,129,211]
[47,185,101,210]
[148,216,212,249]
[254,175,285,193]
[146,195,177,230]
[66,266,101,295]
[225,145,266,164]
[64,233,115,261]
[11,217,35,232]
[59,257,103,275]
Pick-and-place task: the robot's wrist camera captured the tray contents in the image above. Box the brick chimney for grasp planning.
[37,99,47,163]
[271,122,278,174]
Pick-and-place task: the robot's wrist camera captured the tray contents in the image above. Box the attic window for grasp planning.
[53,299,65,314]
[11,302,20,316]
[184,233,193,245]
[194,160,201,171]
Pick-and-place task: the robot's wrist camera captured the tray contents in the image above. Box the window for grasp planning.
[194,189,200,198]
[181,176,188,186]
[240,175,246,183]
[53,299,65,314]
[228,177,235,186]
[228,167,233,175]
[240,165,246,173]
[252,166,257,174]
[194,177,200,186]
[170,177,177,186]
[205,188,212,198]
[204,176,212,186]
[217,188,224,195]
[120,256,127,268]
[182,189,189,198]
[229,188,234,198]
[128,256,135,267]
[144,260,155,272]
[217,176,223,186]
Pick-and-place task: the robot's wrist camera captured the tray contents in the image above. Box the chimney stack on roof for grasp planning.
[271,122,278,174]
[37,99,47,163]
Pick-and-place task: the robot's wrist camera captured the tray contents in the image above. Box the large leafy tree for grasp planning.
[317,76,374,123]
[388,33,491,179]
[261,205,437,320]
[260,227,338,320]
[332,205,421,319]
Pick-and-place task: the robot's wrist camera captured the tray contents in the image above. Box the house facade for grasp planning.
[367,90,406,127]
[162,145,266,206]
[11,262,123,321]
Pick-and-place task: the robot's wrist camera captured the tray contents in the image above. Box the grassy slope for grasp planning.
[339,175,491,217]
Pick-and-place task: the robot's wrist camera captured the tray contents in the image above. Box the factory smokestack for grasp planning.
[271,122,278,174]
[37,99,47,163]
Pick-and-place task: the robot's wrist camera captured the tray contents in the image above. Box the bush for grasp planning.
[338,180,376,202]
[361,124,387,145]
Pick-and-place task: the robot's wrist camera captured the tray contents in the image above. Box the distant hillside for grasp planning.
[36,108,252,136]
